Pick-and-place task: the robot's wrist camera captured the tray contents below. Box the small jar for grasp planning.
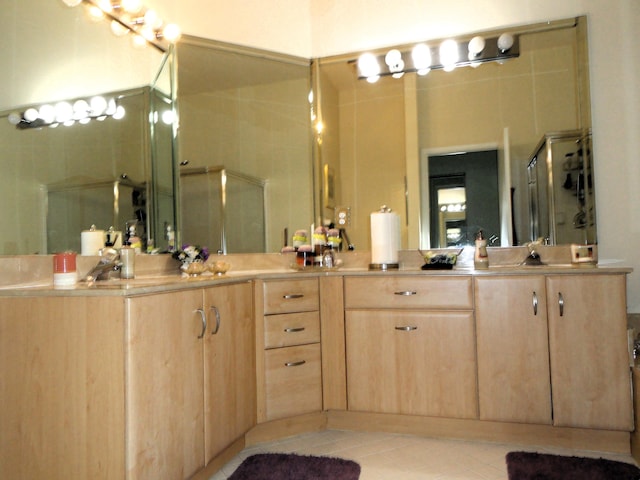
[296,245,313,267]
[53,251,77,288]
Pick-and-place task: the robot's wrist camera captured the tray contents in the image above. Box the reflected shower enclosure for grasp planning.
[180,166,266,254]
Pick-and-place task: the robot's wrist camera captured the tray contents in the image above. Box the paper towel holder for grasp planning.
[369,205,400,271]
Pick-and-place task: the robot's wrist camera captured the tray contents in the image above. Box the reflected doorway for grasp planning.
[424,150,500,248]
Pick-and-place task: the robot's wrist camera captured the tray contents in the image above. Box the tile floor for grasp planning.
[209,429,637,479]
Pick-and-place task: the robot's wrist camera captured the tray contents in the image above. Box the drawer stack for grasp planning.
[261,278,322,421]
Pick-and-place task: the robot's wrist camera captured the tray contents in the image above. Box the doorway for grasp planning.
[423,150,500,248]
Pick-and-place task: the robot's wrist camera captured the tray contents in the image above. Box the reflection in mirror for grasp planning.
[0,0,174,254]
[315,16,592,249]
[175,37,313,253]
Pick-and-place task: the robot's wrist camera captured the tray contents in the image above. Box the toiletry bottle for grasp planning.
[474,230,489,269]
[120,246,135,279]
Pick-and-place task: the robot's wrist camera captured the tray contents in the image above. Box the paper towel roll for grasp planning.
[370,210,400,265]
[81,229,105,256]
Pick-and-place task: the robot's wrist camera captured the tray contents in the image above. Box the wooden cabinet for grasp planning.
[256,278,322,422]
[203,283,256,462]
[0,296,126,480]
[475,274,633,431]
[344,276,477,419]
[475,275,552,424]
[546,274,632,431]
[126,289,204,480]
[126,282,255,480]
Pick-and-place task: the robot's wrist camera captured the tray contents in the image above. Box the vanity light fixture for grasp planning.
[60,0,181,52]
[355,32,519,81]
[8,95,125,130]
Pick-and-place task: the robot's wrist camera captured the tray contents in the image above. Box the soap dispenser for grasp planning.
[474,230,489,269]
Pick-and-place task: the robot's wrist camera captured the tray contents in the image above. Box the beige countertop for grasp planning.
[0,261,632,297]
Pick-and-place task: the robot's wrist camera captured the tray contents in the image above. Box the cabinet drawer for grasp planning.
[263,278,319,314]
[264,311,320,349]
[344,276,472,309]
[264,343,322,421]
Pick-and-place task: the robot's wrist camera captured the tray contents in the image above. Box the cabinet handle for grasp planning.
[395,326,418,331]
[532,291,538,316]
[210,305,221,335]
[558,292,564,317]
[283,294,304,299]
[394,291,417,296]
[284,327,305,333]
[285,360,306,367]
[195,308,207,339]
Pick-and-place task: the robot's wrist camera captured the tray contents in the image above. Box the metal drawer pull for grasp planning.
[532,291,538,316]
[195,308,207,339]
[395,326,418,331]
[558,292,564,317]
[210,305,221,335]
[394,291,417,296]
[284,327,305,333]
[283,294,304,299]
[285,360,306,367]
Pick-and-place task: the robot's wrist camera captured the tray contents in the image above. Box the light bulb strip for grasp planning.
[9,96,124,130]
[67,0,180,52]
[355,34,519,80]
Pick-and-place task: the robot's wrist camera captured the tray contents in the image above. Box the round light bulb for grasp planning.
[411,43,432,72]
[113,106,126,120]
[90,96,108,116]
[162,23,181,42]
[23,108,39,122]
[121,0,143,13]
[468,36,486,57]
[131,34,147,48]
[439,39,459,70]
[72,99,90,120]
[161,110,175,125]
[8,112,22,125]
[54,101,73,123]
[384,49,402,67]
[143,9,162,29]
[38,104,55,124]
[498,33,514,52]
[357,53,380,78]
[62,0,83,7]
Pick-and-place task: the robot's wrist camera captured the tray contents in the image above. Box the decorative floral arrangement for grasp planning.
[172,244,209,264]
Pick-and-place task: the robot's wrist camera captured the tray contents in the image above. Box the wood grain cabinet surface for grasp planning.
[0,296,126,480]
[126,282,255,480]
[344,275,478,419]
[475,274,633,431]
[256,278,323,422]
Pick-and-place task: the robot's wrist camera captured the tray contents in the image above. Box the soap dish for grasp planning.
[420,248,463,270]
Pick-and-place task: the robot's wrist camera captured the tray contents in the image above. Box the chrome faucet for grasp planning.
[84,248,121,282]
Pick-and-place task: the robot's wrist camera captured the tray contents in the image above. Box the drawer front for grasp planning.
[344,276,472,309]
[263,278,319,314]
[264,311,320,349]
[264,343,322,421]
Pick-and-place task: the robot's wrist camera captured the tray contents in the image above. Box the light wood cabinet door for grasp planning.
[126,289,205,480]
[0,296,125,480]
[547,274,633,431]
[204,282,256,463]
[475,276,552,424]
[346,309,477,418]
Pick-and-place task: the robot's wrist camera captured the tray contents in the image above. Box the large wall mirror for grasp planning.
[0,0,174,255]
[1,5,593,257]
[314,16,593,250]
[174,36,313,254]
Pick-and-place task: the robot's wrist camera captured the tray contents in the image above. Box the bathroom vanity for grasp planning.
[0,261,633,480]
